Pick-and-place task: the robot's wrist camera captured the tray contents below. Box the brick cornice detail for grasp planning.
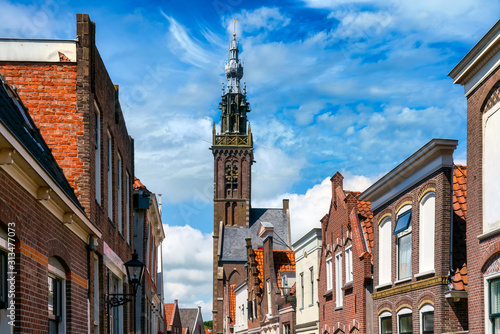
[372,276,448,300]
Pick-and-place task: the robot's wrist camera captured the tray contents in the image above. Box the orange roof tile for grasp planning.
[451,264,468,291]
[453,165,467,220]
[356,198,374,253]
[133,176,150,192]
[253,249,296,291]
[229,284,236,326]
[165,303,175,327]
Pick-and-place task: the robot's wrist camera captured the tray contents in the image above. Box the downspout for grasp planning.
[449,167,454,279]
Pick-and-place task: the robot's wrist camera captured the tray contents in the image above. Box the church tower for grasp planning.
[212,32,253,228]
[212,31,253,333]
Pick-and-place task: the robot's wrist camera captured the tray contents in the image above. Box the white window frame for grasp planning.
[379,311,392,334]
[310,267,314,306]
[397,307,412,334]
[107,131,113,220]
[335,251,343,308]
[396,205,412,280]
[486,272,500,334]
[419,304,434,334]
[117,154,122,234]
[300,272,304,308]
[345,245,353,284]
[94,102,101,204]
[419,192,435,275]
[48,258,66,334]
[326,257,333,291]
[379,217,392,286]
[94,255,99,330]
[483,101,500,232]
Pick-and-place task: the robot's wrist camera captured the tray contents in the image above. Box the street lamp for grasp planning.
[106,250,145,333]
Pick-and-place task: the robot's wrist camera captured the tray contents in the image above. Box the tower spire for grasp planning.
[225,20,243,94]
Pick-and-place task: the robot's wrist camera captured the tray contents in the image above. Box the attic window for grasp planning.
[393,210,411,235]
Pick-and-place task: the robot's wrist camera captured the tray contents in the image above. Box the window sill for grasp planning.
[478,226,500,240]
[343,281,353,289]
[395,277,412,285]
[415,270,435,279]
[323,289,333,297]
[334,306,343,311]
[375,282,392,290]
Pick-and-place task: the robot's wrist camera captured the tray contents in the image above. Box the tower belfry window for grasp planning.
[225,162,238,198]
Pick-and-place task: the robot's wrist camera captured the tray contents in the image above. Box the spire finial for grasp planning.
[225,20,243,93]
[233,19,237,37]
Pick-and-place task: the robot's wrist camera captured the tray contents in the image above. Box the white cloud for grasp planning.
[163,225,213,317]
[226,7,291,36]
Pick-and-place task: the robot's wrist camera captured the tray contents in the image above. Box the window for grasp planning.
[396,206,412,280]
[283,323,290,334]
[379,218,392,285]
[345,245,353,283]
[266,279,272,314]
[300,272,304,308]
[335,252,343,307]
[484,100,500,231]
[282,274,288,290]
[420,304,434,334]
[107,132,113,220]
[48,257,66,334]
[310,267,314,305]
[248,300,253,319]
[117,154,122,234]
[94,256,99,331]
[398,309,412,334]
[253,298,257,319]
[95,104,101,203]
[0,251,6,309]
[490,277,500,333]
[109,272,123,334]
[419,192,435,274]
[380,311,392,334]
[326,257,333,291]
[126,172,130,244]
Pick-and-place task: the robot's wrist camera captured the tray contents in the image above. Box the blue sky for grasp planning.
[1,0,499,320]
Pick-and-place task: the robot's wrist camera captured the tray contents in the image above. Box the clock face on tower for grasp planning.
[225,164,238,183]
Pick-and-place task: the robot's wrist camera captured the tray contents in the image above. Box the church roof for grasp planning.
[221,208,290,260]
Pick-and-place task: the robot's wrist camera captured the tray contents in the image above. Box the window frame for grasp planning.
[419,192,435,275]
[335,251,343,308]
[345,245,353,284]
[379,217,392,286]
[48,258,66,334]
[300,272,304,308]
[126,172,131,244]
[490,276,500,333]
[379,311,392,334]
[117,154,123,234]
[483,100,500,232]
[397,308,412,334]
[396,205,412,280]
[420,304,434,334]
[326,257,333,291]
[94,102,101,204]
[107,131,113,220]
[310,266,314,305]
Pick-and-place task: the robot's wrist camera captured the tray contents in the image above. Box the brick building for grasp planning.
[165,300,183,334]
[293,228,321,334]
[211,33,291,334]
[0,14,136,333]
[360,139,468,334]
[0,73,101,333]
[244,224,296,334]
[318,172,373,334]
[449,19,500,333]
[134,177,166,334]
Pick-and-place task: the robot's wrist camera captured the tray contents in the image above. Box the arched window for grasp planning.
[419,192,435,274]
[395,205,412,280]
[379,217,392,285]
[48,257,66,334]
[483,93,500,232]
[397,308,412,334]
[420,304,434,334]
[379,311,392,334]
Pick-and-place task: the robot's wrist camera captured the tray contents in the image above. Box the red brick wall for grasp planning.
[466,65,500,333]
[318,174,372,334]
[0,168,89,333]
[371,170,468,333]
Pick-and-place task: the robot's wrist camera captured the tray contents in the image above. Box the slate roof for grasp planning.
[0,74,82,211]
[221,208,290,260]
[179,308,199,334]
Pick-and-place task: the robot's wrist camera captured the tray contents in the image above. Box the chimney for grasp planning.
[282,199,289,213]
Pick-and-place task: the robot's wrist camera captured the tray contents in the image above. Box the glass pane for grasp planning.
[381,316,392,334]
[492,279,500,314]
[422,312,433,332]
[398,234,412,279]
[394,210,411,234]
[48,277,54,315]
[49,319,58,334]
[399,314,412,334]
[494,317,500,334]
